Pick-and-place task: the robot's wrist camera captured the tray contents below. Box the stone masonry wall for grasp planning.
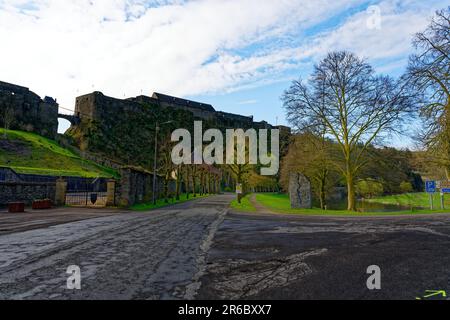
[117,167,176,207]
[117,167,153,206]
[0,182,56,206]
[0,167,22,182]
[0,81,59,139]
[69,91,196,168]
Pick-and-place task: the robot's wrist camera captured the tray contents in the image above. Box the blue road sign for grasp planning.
[426,181,436,193]
[441,188,450,193]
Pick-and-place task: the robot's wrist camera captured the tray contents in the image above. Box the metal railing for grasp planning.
[65,192,108,207]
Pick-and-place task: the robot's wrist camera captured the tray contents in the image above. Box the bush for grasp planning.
[356,179,384,199]
[400,181,414,193]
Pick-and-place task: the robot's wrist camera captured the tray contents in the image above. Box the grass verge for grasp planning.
[130,193,211,211]
[230,194,257,212]
[368,192,450,208]
[254,193,450,216]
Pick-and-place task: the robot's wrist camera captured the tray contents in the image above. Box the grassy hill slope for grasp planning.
[0,129,118,178]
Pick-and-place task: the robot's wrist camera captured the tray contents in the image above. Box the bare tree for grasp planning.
[406,8,450,177]
[174,164,183,201]
[283,51,412,211]
[225,140,253,203]
[184,165,191,199]
[226,162,252,203]
[199,165,207,195]
[158,134,175,203]
[190,164,199,198]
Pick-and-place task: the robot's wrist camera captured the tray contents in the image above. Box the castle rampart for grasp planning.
[1,79,276,140]
[0,81,59,139]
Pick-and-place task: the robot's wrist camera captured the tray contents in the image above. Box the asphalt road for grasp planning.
[0,207,121,235]
[199,210,450,300]
[0,195,231,300]
[0,194,449,300]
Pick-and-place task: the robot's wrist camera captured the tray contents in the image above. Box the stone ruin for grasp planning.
[0,81,59,139]
[289,172,312,209]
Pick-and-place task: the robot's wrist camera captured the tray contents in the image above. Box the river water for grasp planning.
[325,200,416,212]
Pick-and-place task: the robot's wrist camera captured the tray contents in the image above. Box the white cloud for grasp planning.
[0,0,448,112]
[303,0,441,72]
[237,100,258,105]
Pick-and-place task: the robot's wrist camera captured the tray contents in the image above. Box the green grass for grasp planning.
[368,192,450,208]
[230,194,257,212]
[130,193,211,211]
[254,193,450,216]
[0,129,118,178]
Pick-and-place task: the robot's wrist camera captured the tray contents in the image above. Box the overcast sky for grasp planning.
[0,0,449,145]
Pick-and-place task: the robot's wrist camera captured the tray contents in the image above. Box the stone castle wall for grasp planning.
[0,81,59,139]
[76,91,256,125]
[70,90,276,167]
[0,167,22,182]
[0,182,56,206]
[216,111,254,126]
[0,79,280,144]
[159,100,216,121]
[1,80,287,176]
[75,91,154,122]
[117,167,175,207]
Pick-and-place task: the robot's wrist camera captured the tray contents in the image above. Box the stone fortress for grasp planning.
[74,91,275,130]
[0,80,289,140]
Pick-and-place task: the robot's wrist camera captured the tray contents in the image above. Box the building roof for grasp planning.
[216,111,253,121]
[153,92,215,112]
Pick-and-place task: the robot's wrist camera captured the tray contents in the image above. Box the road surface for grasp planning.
[0,194,449,300]
[198,210,450,300]
[0,195,231,300]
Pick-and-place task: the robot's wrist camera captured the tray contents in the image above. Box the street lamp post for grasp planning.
[152,121,174,205]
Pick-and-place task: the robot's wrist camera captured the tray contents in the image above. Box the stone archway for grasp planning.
[57,113,80,134]
[57,118,72,134]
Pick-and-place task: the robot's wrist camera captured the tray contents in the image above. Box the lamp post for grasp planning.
[152,121,174,205]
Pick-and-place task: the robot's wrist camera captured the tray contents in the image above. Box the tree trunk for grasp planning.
[199,173,204,195]
[319,183,325,210]
[347,173,356,211]
[444,100,450,180]
[164,178,169,204]
[320,171,328,210]
[191,174,195,197]
[176,171,181,201]
[185,166,190,199]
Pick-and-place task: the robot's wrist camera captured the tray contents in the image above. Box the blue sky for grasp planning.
[0,0,449,147]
